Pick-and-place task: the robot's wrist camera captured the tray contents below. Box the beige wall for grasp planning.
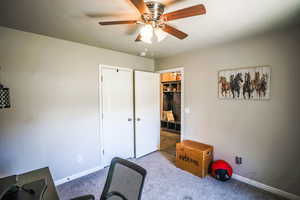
[156,27,300,196]
[0,26,154,181]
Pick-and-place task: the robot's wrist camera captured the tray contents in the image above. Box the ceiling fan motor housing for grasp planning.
[143,1,165,23]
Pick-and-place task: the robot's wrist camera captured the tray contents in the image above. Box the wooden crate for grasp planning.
[176,140,213,178]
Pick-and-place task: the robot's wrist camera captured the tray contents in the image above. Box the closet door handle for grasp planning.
[136,118,141,121]
[128,118,132,122]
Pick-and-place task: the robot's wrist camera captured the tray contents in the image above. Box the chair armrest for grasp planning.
[70,194,95,200]
[105,191,127,200]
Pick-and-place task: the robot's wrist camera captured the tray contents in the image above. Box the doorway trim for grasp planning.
[156,67,185,142]
[99,64,134,168]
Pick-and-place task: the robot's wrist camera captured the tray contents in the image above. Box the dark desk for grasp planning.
[1,167,59,200]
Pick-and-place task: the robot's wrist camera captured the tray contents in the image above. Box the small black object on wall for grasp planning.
[0,83,10,109]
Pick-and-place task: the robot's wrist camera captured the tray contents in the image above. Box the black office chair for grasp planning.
[71,157,147,200]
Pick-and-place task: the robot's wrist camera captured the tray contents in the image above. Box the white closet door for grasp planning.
[135,71,160,158]
[101,66,134,166]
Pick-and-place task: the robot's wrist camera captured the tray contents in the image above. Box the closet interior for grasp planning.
[160,71,181,156]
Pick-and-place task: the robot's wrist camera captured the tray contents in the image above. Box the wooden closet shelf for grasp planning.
[162,81,181,84]
[163,91,181,93]
[161,120,181,124]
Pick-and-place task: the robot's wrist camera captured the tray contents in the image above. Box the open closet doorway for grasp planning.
[158,68,184,157]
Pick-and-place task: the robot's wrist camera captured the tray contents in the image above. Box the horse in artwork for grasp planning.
[257,73,268,98]
[243,72,253,99]
[230,73,243,99]
[219,76,230,97]
[251,72,260,97]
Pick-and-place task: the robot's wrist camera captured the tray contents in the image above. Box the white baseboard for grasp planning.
[54,166,103,186]
[232,174,300,200]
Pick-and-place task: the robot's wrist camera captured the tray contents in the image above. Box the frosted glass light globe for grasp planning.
[140,24,153,44]
[154,28,167,42]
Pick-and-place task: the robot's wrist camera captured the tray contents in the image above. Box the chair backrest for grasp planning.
[100,158,147,200]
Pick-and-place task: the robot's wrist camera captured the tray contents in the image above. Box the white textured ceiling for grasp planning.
[1,0,300,58]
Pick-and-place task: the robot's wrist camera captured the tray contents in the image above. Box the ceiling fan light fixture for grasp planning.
[140,24,167,44]
[154,28,167,42]
[140,24,153,44]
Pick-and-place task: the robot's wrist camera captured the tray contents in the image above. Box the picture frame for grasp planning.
[218,66,271,100]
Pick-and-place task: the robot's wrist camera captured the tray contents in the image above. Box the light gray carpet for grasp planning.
[57,152,286,200]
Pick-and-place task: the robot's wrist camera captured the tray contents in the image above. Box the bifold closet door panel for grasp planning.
[101,67,134,166]
[135,71,160,158]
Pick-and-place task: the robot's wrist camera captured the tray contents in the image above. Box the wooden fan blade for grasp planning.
[135,34,142,42]
[162,24,188,39]
[86,13,136,19]
[128,0,149,14]
[99,20,137,25]
[162,4,206,21]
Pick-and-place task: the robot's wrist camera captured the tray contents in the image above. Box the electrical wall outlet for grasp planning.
[235,156,242,165]
[184,107,190,114]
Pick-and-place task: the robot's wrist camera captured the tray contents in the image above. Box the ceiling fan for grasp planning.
[99,0,206,43]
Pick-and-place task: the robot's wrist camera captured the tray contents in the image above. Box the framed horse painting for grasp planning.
[218,66,271,100]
